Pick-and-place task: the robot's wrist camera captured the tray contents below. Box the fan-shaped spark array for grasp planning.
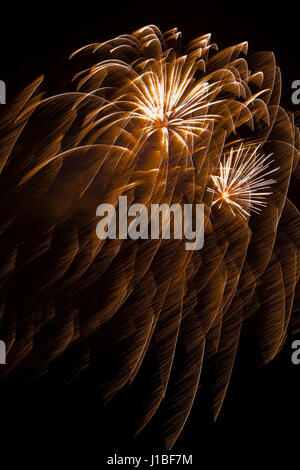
[208,144,279,218]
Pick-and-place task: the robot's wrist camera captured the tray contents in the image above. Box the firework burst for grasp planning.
[73,57,220,156]
[113,58,219,151]
[208,144,279,218]
[70,27,245,161]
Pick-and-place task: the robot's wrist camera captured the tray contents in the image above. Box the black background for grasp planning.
[0,1,299,466]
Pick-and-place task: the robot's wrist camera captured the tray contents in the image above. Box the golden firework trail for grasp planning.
[208,144,279,218]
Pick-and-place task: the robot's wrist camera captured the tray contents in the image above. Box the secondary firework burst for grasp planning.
[208,144,279,218]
